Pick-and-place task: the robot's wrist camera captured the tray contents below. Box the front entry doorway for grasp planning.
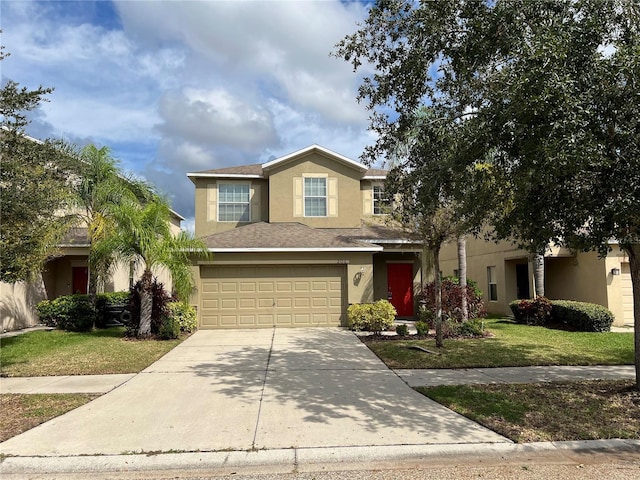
[72,267,88,294]
[387,263,414,316]
[516,264,530,299]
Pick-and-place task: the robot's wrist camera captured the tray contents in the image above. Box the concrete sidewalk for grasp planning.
[1,365,635,393]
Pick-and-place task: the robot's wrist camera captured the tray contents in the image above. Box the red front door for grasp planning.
[387,263,414,316]
[72,267,88,294]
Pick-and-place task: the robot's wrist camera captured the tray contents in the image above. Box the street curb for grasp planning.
[2,439,639,476]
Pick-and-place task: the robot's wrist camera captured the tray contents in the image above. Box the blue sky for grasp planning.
[1,0,375,229]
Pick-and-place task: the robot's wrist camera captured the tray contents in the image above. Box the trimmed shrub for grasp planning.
[418,277,486,322]
[167,302,198,333]
[415,321,429,336]
[35,295,96,332]
[395,323,409,336]
[159,315,181,340]
[347,300,397,334]
[551,300,614,332]
[126,278,172,337]
[95,291,131,328]
[457,318,485,337]
[509,296,552,326]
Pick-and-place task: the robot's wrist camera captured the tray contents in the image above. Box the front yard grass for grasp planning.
[364,318,634,369]
[0,327,184,377]
[0,393,98,442]
[418,379,640,443]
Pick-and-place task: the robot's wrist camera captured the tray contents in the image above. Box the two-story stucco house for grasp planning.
[187,145,423,329]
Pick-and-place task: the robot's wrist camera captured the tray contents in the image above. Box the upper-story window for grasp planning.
[304,177,327,217]
[218,183,250,222]
[373,185,390,215]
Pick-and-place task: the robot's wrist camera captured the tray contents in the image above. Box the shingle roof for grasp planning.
[320,225,422,243]
[201,222,383,251]
[59,227,90,246]
[190,163,265,176]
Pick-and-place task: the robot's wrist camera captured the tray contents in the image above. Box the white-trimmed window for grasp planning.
[218,184,250,222]
[487,266,497,301]
[304,177,327,217]
[373,185,389,215]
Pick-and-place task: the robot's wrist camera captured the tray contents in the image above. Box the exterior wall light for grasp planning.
[611,267,621,276]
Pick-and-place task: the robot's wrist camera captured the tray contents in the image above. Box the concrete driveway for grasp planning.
[0,328,508,456]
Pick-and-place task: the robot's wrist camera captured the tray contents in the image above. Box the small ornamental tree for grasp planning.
[419,277,486,323]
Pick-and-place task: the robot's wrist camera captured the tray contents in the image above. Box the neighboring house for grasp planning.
[439,237,634,327]
[187,144,423,329]
[0,210,184,332]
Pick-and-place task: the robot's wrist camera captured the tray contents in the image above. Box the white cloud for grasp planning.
[2,0,374,220]
[156,87,279,151]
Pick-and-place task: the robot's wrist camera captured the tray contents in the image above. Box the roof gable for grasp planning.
[261,145,368,173]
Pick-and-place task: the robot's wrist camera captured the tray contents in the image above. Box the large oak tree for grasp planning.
[336,0,640,386]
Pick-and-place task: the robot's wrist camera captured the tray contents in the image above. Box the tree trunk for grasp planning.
[458,236,468,322]
[533,254,545,297]
[421,245,435,289]
[434,246,443,348]
[625,244,640,390]
[138,270,153,338]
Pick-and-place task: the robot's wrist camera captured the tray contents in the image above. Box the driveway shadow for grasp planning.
[190,328,508,448]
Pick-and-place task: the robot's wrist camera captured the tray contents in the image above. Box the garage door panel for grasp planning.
[221,282,237,293]
[239,298,256,309]
[200,265,346,329]
[221,298,237,309]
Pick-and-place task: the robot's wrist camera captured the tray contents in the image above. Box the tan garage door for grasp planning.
[200,265,346,328]
[621,263,634,325]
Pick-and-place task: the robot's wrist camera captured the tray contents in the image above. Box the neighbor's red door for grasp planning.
[387,263,413,316]
[72,267,88,294]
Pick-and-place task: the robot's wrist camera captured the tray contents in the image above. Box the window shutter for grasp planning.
[328,177,338,217]
[207,183,217,221]
[293,177,303,217]
[363,184,372,215]
[250,184,261,222]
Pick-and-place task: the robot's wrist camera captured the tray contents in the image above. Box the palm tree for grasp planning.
[74,144,151,298]
[105,197,210,337]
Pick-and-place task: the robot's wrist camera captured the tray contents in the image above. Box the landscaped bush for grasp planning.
[159,315,181,339]
[395,323,409,336]
[457,318,485,337]
[95,291,131,328]
[126,278,172,337]
[550,300,615,332]
[347,300,396,334]
[35,295,96,332]
[509,296,552,326]
[167,302,198,333]
[418,277,486,322]
[415,321,429,336]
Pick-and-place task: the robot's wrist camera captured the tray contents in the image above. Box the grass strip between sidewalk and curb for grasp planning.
[0,393,99,442]
[0,327,185,377]
[418,379,640,443]
[363,318,634,369]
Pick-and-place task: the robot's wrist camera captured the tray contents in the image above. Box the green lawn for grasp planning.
[0,327,184,377]
[418,380,640,443]
[363,318,634,369]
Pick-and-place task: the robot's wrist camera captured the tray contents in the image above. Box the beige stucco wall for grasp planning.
[0,278,49,332]
[440,237,530,316]
[266,152,363,228]
[193,178,269,237]
[441,236,632,325]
